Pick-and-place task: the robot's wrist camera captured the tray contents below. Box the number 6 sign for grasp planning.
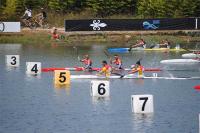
[90,80,110,97]
[131,95,154,113]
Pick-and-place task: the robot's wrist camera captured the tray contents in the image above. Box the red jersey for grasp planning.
[81,59,92,66]
[113,58,122,65]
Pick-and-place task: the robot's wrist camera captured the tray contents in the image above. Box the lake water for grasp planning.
[0,43,200,133]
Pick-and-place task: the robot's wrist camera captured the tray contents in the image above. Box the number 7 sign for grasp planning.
[131,95,154,113]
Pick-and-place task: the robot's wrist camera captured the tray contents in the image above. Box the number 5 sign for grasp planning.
[90,80,110,97]
[131,95,154,113]
[54,70,70,85]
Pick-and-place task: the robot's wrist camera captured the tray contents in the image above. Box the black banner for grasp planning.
[198,18,200,30]
[65,18,196,31]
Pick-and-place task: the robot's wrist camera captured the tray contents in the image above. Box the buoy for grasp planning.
[6,55,20,67]
[131,94,154,113]
[54,70,70,85]
[91,80,110,97]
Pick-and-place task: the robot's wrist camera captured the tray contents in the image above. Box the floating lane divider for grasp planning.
[42,67,162,72]
[160,59,200,64]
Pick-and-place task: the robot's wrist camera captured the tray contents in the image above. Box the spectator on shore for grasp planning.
[51,27,59,40]
[35,8,47,27]
[21,7,32,20]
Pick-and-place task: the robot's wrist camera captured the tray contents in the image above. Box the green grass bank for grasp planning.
[0,29,200,46]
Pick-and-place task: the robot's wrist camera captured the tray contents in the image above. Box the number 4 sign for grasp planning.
[131,95,154,113]
[90,80,110,97]
[26,62,41,75]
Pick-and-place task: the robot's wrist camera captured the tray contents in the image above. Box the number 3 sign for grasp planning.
[6,55,20,67]
[131,95,154,113]
[90,80,110,97]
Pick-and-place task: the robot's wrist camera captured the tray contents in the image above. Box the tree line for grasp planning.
[0,0,199,20]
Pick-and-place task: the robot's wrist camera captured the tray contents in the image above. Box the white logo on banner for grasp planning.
[90,20,107,30]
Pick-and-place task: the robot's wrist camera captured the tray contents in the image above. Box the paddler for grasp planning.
[80,54,93,71]
[98,60,111,77]
[159,39,170,48]
[110,54,123,70]
[131,39,146,48]
[129,60,144,77]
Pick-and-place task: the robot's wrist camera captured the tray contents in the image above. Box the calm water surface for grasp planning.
[0,43,200,133]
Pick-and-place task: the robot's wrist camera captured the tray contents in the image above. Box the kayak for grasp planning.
[182,53,200,59]
[108,47,186,53]
[194,85,200,90]
[160,59,200,64]
[70,74,200,80]
[42,67,162,72]
[42,67,100,72]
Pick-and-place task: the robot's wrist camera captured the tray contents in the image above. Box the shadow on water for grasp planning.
[54,84,71,96]
[132,113,154,133]
[91,97,110,105]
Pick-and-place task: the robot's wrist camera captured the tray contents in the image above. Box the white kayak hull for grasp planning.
[160,59,200,64]
[70,74,200,80]
[182,53,200,59]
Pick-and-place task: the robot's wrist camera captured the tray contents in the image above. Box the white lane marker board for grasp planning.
[91,80,110,97]
[26,62,41,75]
[6,55,20,67]
[131,95,154,113]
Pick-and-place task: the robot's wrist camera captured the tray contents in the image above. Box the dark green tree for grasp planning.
[15,0,25,16]
[179,0,197,17]
[195,0,200,17]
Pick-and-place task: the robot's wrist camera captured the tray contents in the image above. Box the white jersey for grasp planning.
[24,9,32,17]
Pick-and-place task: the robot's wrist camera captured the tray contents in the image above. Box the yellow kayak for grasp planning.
[108,47,186,52]
[143,48,186,51]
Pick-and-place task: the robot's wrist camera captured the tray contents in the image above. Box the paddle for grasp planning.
[73,46,80,61]
[128,44,133,51]
[104,50,111,58]
[150,44,157,49]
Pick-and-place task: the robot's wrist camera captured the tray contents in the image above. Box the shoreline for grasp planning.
[0,28,200,45]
